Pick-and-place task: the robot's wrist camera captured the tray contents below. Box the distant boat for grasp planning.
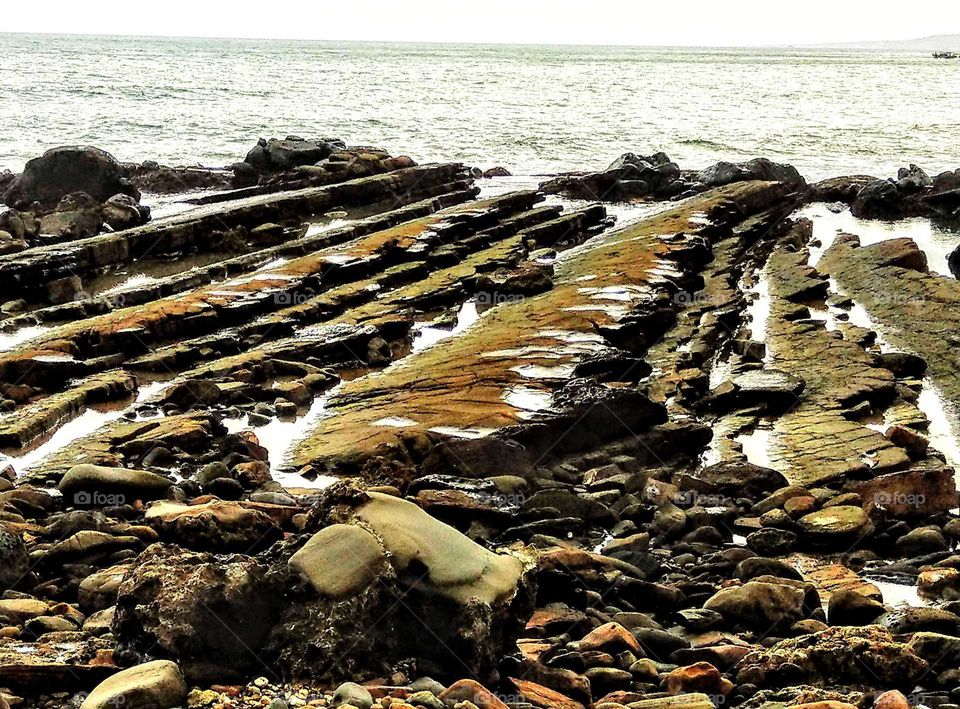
[933,51,960,59]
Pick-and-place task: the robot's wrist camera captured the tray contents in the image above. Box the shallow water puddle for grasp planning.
[224,387,341,489]
[143,187,233,220]
[743,268,772,344]
[918,383,960,472]
[736,427,775,469]
[801,203,960,277]
[867,578,927,608]
[411,300,480,353]
[87,251,236,299]
[503,385,553,419]
[0,324,51,352]
[3,405,129,476]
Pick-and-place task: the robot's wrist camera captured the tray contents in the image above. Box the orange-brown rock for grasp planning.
[579,622,643,655]
[509,678,585,709]
[664,662,732,696]
[438,679,509,709]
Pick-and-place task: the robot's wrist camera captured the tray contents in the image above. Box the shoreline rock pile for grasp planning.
[0,141,959,709]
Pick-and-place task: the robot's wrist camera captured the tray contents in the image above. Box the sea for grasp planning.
[2,33,960,181]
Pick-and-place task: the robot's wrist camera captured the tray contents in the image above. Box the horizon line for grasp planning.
[0,29,941,51]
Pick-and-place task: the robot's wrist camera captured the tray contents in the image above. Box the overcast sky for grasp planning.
[4,1,959,46]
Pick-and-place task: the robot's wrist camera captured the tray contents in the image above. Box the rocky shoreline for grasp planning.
[2,140,960,709]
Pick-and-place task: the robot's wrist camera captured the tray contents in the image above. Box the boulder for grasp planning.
[737,626,927,689]
[852,180,904,220]
[845,467,957,517]
[907,632,960,671]
[59,464,173,504]
[680,460,788,500]
[918,568,960,601]
[269,490,534,682]
[703,580,806,631]
[331,682,373,709]
[664,661,732,696]
[244,136,340,172]
[895,526,948,556]
[79,564,133,611]
[38,192,103,240]
[809,175,878,203]
[102,193,146,231]
[3,146,139,209]
[0,526,28,591]
[144,500,282,553]
[80,660,186,709]
[796,506,873,547]
[288,524,386,600]
[698,158,806,190]
[895,164,932,193]
[827,589,886,626]
[951,243,960,280]
[160,381,222,409]
[439,679,509,709]
[875,351,927,378]
[114,546,281,683]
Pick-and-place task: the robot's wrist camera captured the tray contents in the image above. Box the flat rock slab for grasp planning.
[822,234,960,402]
[788,553,881,602]
[291,182,790,473]
[756,244,906,486]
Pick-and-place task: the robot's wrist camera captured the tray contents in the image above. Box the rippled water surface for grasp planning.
[2,34,960,178]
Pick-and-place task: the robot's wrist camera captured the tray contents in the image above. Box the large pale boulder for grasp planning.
[80,660,186,709]
[271,489,534,682]
[288,524,386,600]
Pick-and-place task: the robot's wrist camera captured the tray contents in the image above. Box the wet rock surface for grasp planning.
[1,143,960,709]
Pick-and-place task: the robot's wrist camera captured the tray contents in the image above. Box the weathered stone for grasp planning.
[288,524,386,600]
[144,500,282,553]
[59,464,173,502]
[796,507,873,547]
[0,525,28,591]
[80,660,186,709]
[738,626,927,689]
[703,580,806,631]
[845,467,957,518]
[114,546,280,683]
[4,146,139,208]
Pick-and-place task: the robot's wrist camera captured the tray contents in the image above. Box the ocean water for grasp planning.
[2,33,960,180]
